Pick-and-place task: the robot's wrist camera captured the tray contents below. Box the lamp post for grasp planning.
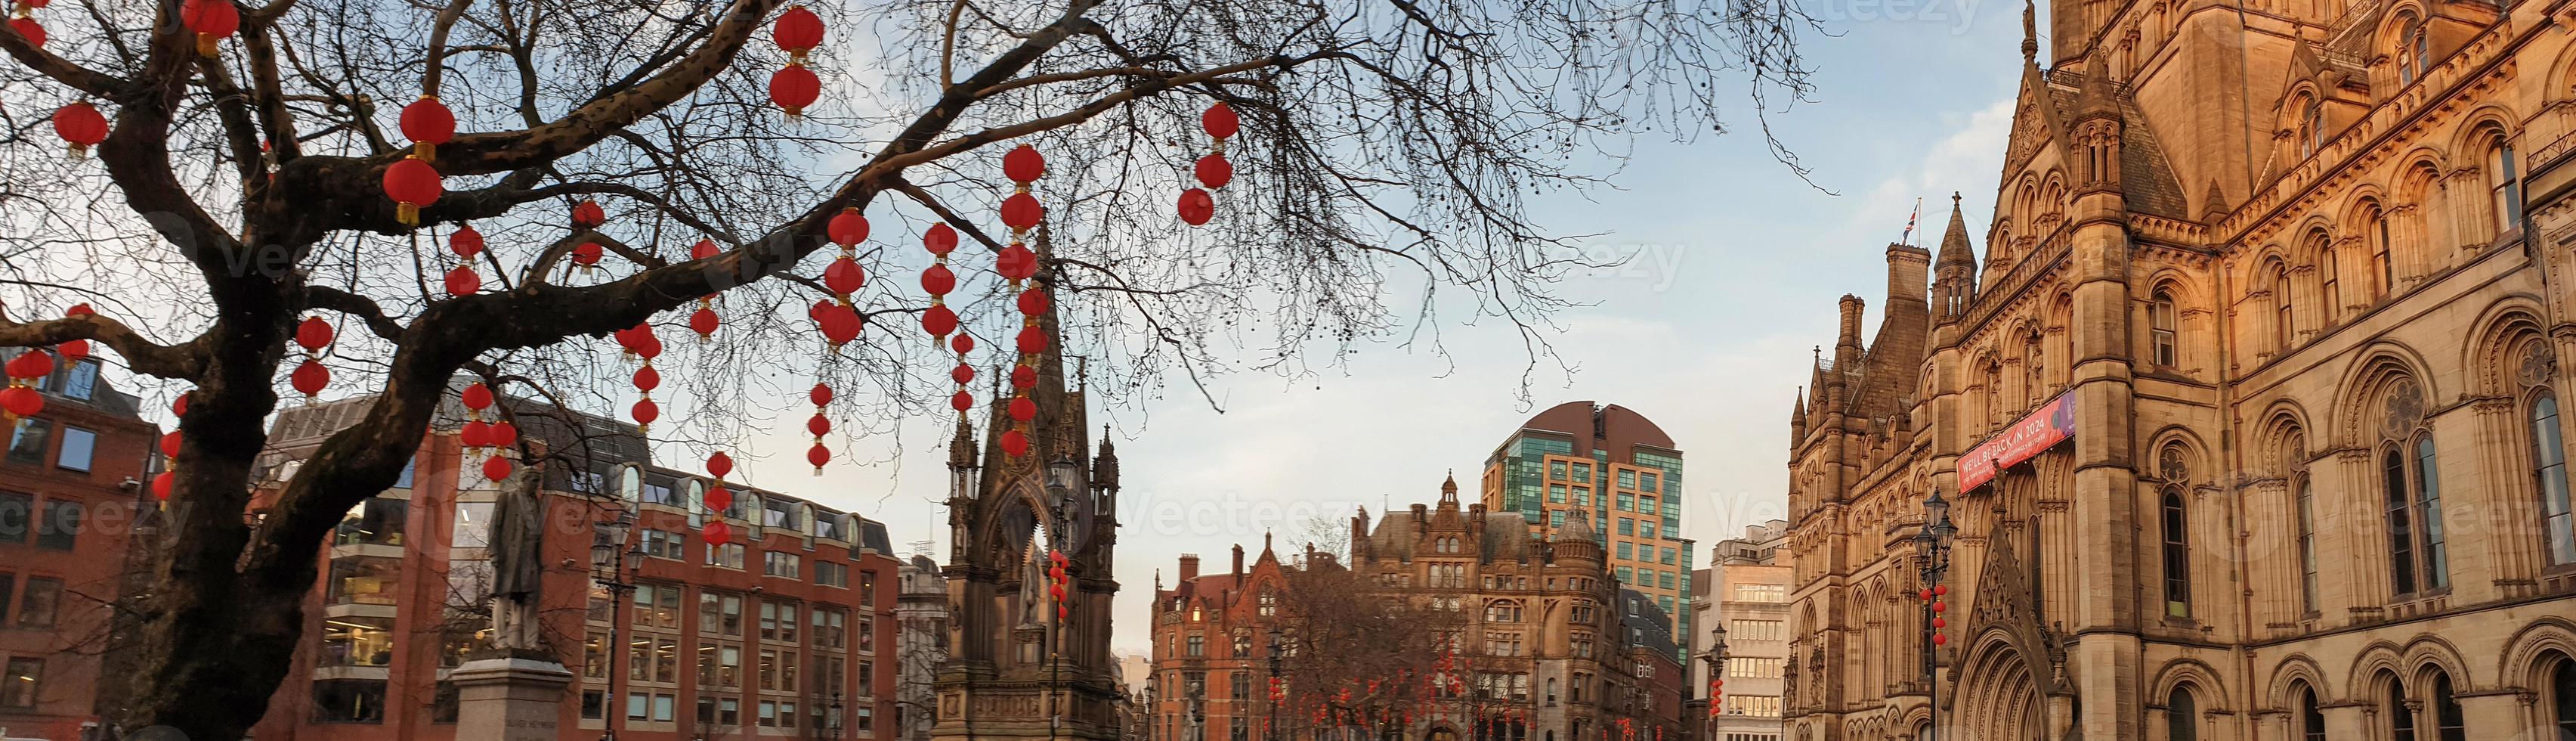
[1697,624,1730,740]
[1910,491,1957,741]
[1265,627,1284,741]
[593,510,648,741]
[1045,454,1081,741]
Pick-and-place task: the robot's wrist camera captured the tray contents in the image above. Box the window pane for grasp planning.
[8,418,52,466]
[36,500,79,550]
[2417,436,2448,589]
[55,427,94,472]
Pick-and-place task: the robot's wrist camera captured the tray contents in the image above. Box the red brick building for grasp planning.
[244,390,902,740]
[1146,478,1687,741]
[0,350,161,741]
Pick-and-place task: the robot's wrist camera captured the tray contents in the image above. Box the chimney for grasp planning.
[1231,544,1245,579]
[1888,244,1930,303]
[1179,553,1201,582]
[1837,294,1864,346]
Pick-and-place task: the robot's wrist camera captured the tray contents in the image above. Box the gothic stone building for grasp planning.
[1145,479,1688,741]
[1780,0,2576,737]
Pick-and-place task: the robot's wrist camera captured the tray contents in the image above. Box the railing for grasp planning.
[1963,228,2073,336]
[2528,126,2576,176]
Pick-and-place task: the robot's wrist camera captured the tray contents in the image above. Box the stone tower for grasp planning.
[931,253,1124,741]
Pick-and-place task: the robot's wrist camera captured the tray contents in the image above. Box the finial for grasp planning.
[1952,191,1962,205]
[2022,0,2038,63]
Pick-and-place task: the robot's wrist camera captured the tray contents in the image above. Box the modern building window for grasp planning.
[2,657,43,710]
[320,615,396,666]
[765,551,801,579]
[2531,392,2573,565]
[326,556,399,606]
[633,583,683,629]
[2162,490,2189,616]
[2488,132,2522,234]
[2151,290,2179,367]
[36,499,79,550]
[54,426,94,472]
[2167,687,2197,741]
[815,560,849,588]
[49,359,97,400]
[335,498,407,547]
[8,418,52,466]
[707,542,746,569]
[311,678,386,724]
[15,577,57,628]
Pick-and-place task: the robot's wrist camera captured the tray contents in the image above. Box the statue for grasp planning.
[488,470,548,652]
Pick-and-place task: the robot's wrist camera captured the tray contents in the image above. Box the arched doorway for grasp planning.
[1425,725,1460,741]
[1951,634,2045,740]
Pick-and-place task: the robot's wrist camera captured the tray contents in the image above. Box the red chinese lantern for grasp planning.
[807,443,830,470]
[630,398,659,428]
[56,339,87,362]
[10,17,44,48]
[707,451,734,480]
[571,241,603,269]
[571,199,606,229]
[481,454,513,482]
[462,382,493,412]
[159,431,181,458]
[1195,153,1232,189]
[444,265,479,296]
[1003,144,1045,183]
[1177,188,1214,225]
[1931,601,1947,613]
[53,102,107,158]
[770,64,820,117]
[827,209,868,246]
[1934,584,1948,596]
[180,0,236,56]
[295,316,335,352]
[703,519,733,546]
[772,5,823,63]
[489,420,519,448]
[1000,429,1029,457]
[1931,616,1946,628]
[150,472,175,501]
[449,225,484,259]
[688,306,719,341]
[704,485,733,513]
[289,359,330,397]
[460,419,491,448]
[1931,633,1948,646]
[816,302,861,349]
[999,192,1044,231]
[627,321,660,432]
[806,382,833,475]
[824,256,864,295]
[382,156,442,226]
[0,386,40,420]
[399,96,456,160]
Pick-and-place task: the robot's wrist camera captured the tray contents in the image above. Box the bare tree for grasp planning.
[0,0,1814,736]
[1273,557,1463,739]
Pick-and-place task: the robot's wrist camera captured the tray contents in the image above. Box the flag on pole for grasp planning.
[1902,197,1922,246]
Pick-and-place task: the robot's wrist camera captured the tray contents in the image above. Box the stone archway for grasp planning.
[1951,633,2045,741]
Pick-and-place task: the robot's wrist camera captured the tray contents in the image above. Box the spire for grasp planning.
[1791,387,1808,423]
[1936,192,1975,268]
[1439,470,1459,505]
[948,417,979,470]
[1091,423,1120,491]
[2075,57,2118,120]
[979,222,1089,488]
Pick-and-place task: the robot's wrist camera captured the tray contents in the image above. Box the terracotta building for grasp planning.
[1146,477,1687,741]
[0,351,159,741]
[1480,402,1694,627]
[243,390,901,739]
[1779,0,2576,735]
[1691,521,1786,741]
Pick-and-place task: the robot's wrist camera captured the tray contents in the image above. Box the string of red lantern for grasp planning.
[568,200,607,276]
[2,346,51,421]
[1924,582,1950,646]
[616,321,663,433]
[383,155,441,227]
[806,383,832,475]
[995,144,1047,458]
[688,239,722,342]
[460,381,518,482]
[446,225,484,296]
[919,224,974,423]
[289,315,334,401]
[399,95,455,161]
[1180,103,1237,226]
[813,206,867,357]
[704,452,736,545]
[768,6,823,118]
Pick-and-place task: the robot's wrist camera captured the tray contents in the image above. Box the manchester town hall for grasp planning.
[1778,0,2576,736]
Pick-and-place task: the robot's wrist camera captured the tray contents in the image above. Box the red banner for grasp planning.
[1958,390,2077,491]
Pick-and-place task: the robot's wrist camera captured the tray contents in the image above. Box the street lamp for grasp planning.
[1697,622,1730,741]
[1265,627,1284,741]
[1911,491,1957,741]
[1044,453,1079,741]
[593,510,648,741]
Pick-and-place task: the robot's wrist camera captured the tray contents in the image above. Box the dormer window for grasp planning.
[2300,98,2324,157]
[2396,14,2428,85]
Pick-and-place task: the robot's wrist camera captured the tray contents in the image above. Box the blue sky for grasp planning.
[710,2,2043,653]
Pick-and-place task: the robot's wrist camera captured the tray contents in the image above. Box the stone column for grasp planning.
[450,649,575,741]
[2453,690,2530,741]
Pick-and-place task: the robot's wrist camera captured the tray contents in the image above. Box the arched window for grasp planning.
[2551,653,2576,738]
[2397,14,2427,85]
[2414,435,2449,591]
[2297,684,2327,741]
[2274,265,2296,351]
[2302,98,2325,157]
[2385,672,2417,741]
[2318,240,2341,319]
[2368,204,2395,299]
[2151,290,2180,367]
[2167,686,2198,741]
[2488,131,2522,234]
[2296,475,2321,612]
[2385,445,2420,596]
[2163,489,2190,617]
[2531,392,2573,565]
[2430,671,2466,741]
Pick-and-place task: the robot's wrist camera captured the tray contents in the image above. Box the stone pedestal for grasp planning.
[450,651,574,741]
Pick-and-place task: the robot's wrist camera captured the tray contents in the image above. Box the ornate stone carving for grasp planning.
[2383,378,2426,439]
